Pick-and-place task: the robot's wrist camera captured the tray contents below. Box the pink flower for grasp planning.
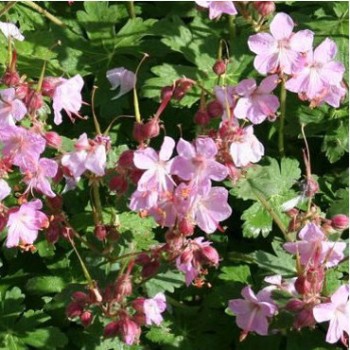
[214,85,236,120]
[195,1,237,20]
[285,38,345,106]
[61,133,107,181]
[106,67,136,100]
[22,158,58,197]
[283,223,346,268]
[0,22,24,41]
[229,125,264,167]
[248,12,314,75]
[229,285,278,337]
[321,82,347,108]
[0,88,27,127]
[0,126,46,168]
[234,75,280,124]
[143,293,167,326]
[118,317,141,346]
[133,136,175,193]
[313,284,349,344]
[52,75,84,125]
[0,178,11,201]
[5,199,49,247]
[171,137,227,186]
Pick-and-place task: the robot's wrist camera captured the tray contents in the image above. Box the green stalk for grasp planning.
[228,15,236,47]
[127,1,136,19]
[91,86,102,135]
[92,181,103,225]
[278,77,287,157]
[0,1,17,17]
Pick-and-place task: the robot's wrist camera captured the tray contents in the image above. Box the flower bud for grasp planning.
[129,168,143,184]
[115,274,133,298]
[44,131,62,149]
[304,178,319,197]
[212,60,226,76]
[109,175,128,194]
[46,222,60,244]
[41,77,60,97]
[72,291,89,304]
[16,83,29,100]
[331,214,349,231]
[293,308,315,330]
[119,317,141,346]
[25,90,43,112]
[172,86,186,101]
[207,100,223,118]
[200,246,219,266]
[66,302,83,318]
[103,321,120,338]
[161,85,173,101]
[286,299,304,312]
[94,224,107,241]
[141,260,160,279]
[80,311,93,327]
[194,109,210,125]
[143,117,160,140]
[0,214,8,232]
[133,313,146,326]
[118,150,135,168]
[178,217,194,236]
[254,1,276,17]
[2,70,20,86]
[294,276,311,295]
[132,298,145,312]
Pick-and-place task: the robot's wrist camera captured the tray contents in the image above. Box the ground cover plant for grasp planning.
[0,1,349,349]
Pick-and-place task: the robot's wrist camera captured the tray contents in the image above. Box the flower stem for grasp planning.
[22,1,66,28]
[127,1,136,19]
[248,180,290,241]
[278,76,287,157]
[91,180,103,225]
[0,1,17,17]
[228,15,236,48]
[91,86,102,135]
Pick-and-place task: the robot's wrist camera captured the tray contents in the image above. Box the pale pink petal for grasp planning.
[270,13,294,40]
[241,285,258,302]
[299,223,324,241]
[253,53,279,75]
[235,79,257,96]
[133,148,158,169]
[250,311,269,335]
[289,30,314,52]
[234,98,251,120]
[248,33,277,55]
[106,67,135,100]
[314,38,337,64]
[0,179,11,201]
[258,74,279,94]
[176,138,196,158]
[331,284,349,306]
[229,299,252,315]
[85,145,106,176]
[319,61,345,86]
[159,136,175,161]
[326,317,344,344]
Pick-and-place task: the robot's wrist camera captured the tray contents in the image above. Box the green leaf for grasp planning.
[249,238,296,276]
[218,265,252,284]
[322,270,343,297]
[145,269,185,296]
[0,287,25,329]
[26,276,66,295]
[328,188,349,216]
[146,321,182,346]
[20,327,68,349]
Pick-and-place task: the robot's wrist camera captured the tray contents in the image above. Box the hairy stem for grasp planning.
[91,181,104,225]
[0,1,17,17]
[278,76,287,156]
[91,86,102,135]
[228,15,236,48]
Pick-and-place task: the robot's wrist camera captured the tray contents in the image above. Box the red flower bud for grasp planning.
[331,214,349,231]
[109,175,128,194]
[286,299,304,312]
[200,245,219,266]
[80,311,93,327]
[118,150,135,168]
[172,86,186,101]
[94,224,107,241]
[143,117,160,140]
[2,70,20,86]
[44,131,62,149]
[66,302,83,318]
[72,291,89,304]
[293,308,315,330]
[141,260,160,279]
[178,217,194,236]
[119,317,141,346]
[161,86,173,101]
[41,77,60,97]
[46,222,60,244]
[25,90,43,112]
[132,298,145,312]
[213,60,226,76]
[16,83,29,100]
[254,1,276,17]
[207,100,223,118]
[194,110,210,125]
[294,276,311,295]
[104,321,120,338]
[115,274,133,298]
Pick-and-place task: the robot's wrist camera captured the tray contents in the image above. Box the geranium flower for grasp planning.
[171,137,228,187]
[195,1,237,20]
[0,126,46,168]
[133,136,175,193]
[248,12,314,75]
[22,158,58,198]
[313,284,349,344]
[229,285,278,337]
[285,38,345,105]
[283,223,346,268]
[229,125,264,167]
[106,67,136,100]
[143,293,167,326]
[0,88,27,127]
[5,199,49,248]
[234,75,280,124]
[52,75,84,125]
